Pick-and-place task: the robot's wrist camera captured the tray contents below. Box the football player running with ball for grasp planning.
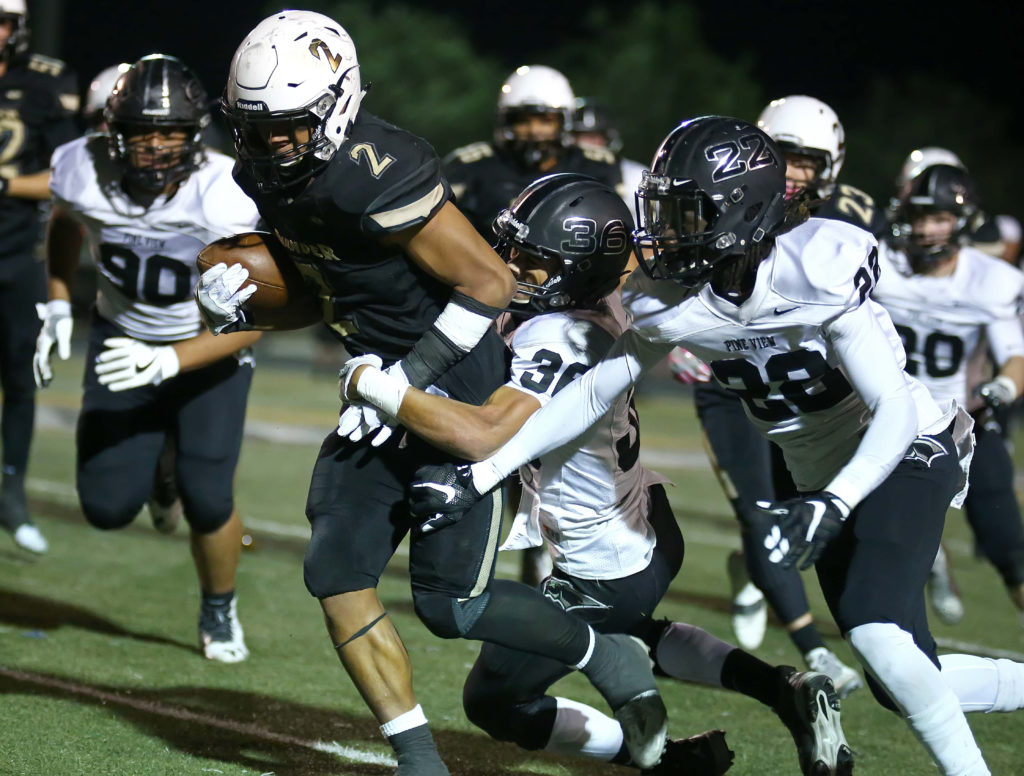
[411,116,1024,776]
[198,11,667,775]
[343,172,854,776]
[37,55,262,661]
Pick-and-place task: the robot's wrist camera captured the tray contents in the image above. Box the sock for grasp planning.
[543,697,623,761]
[0,467,29,529]
[940,654,1024,713]
[382,706,449,776]
[789,623,825,656]
[653,622,734,687]
[848,623,989,776]
[720,648,781,709]
[201,590,235,610]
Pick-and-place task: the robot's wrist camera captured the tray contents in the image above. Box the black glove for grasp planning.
[409,462,483,536]
[759,491,850,571]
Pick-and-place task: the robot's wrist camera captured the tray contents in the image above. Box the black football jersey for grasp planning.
[813,182,888,238]
[235,110,504,404]
[0,54,78,262]
[444,141,624,238]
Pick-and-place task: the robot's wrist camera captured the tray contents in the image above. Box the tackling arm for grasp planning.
[469,329,671,492]
[823,301,919,509]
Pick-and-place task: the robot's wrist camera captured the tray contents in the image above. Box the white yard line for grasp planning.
[0,665,396,768]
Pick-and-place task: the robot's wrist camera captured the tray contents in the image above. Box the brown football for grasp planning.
[197,232,321,330]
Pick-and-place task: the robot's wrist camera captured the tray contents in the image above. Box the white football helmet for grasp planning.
[495,65,575,167]
[0,0,28,62]
[84,63,130,128]
[756,95,845,198]
[222,10,363,191]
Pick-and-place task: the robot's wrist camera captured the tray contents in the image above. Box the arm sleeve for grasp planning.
[471,329,671,491]
[986,317,1024,366]
[823,301,919,508]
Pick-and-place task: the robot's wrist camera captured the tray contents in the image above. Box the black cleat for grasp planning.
[642,729,734,775]
[773,668,854,775]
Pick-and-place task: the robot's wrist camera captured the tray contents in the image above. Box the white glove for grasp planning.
[975,375,1017,409]
[667,346,711,384]
[336,359,409,447]
[95,337,180,392]
[338,354,383,402]
[195,263,257,335]
[33,299,73,388]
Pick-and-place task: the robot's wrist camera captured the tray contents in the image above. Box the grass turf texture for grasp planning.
[2,351,1023,775]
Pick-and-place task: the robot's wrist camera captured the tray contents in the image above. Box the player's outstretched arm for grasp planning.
[823,301,919,510]
[470,330,670,493]
[347,359,540,459]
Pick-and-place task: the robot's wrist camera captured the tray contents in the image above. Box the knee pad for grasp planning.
[462,671,551,749]
[77,489,141,530]
[412,588,490,639]
[178,481,233,534]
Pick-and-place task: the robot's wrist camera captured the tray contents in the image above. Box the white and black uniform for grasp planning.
[875,243,1024,588]
[475,218,973,702]
[49,134,261,533]
[51,136,260,341]
[465,299,683,752]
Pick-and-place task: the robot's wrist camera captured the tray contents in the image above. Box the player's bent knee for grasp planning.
[178,484,234,534]
[847,622,914,712]
[412,587,490,639]
[78,489,143,530]
[463,681,547,749]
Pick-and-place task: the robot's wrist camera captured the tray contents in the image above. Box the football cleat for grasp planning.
[773,668,854,776]
[642,729,734,775]
[804,647,863,699]
[928,543,964,626]
[728,550,767,650]
[199,597,249,663]
[13,523,48,554]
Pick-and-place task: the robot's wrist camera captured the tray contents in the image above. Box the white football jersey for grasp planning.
[623,218,952,496]
[501,298,662,580]
[873,242,1024,406]
[50,135,260,342]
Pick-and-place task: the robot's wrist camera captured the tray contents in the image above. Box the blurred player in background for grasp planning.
[36,54,261,662]
[0,0,78,554]
[877,163,1024,635]
[571,97,646,209]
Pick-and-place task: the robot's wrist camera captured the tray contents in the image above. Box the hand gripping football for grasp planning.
[196,232,321,330]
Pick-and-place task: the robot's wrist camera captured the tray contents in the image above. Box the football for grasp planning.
[196,232,321,330]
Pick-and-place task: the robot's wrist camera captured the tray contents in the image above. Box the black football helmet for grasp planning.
[890,163,977,270]
[571,98,623,155]
[493,173,633,315]
[105,54,210,190]
[633,116,786,287]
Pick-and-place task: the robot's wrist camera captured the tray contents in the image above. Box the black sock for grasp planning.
[789,623,825,656]
[387,724,448,776]
[720,648,780,709]
[201,590,234,610]
[0,468,29,529]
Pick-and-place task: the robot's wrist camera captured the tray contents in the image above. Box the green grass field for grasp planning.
[2,348,1023,775]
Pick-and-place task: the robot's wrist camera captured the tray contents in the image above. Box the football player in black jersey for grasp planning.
[0,0,77,553]
[200,11,666,775]
[444,65,624,240]
[675,96,867,698]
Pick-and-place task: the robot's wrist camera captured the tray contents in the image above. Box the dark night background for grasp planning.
[34,0,1024,213]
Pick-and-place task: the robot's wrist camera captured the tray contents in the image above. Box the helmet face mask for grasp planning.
[633,116,786,288]
[223,10,363,193]
[105,55,210,191]
[493,173,633,316]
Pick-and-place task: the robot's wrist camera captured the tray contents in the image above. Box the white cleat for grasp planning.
[199,598,249,663]
[728,550,767,650]
[805,647,863,699]
[928,544,965,625]
[13,523,48,554]
[774,669,854,776]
